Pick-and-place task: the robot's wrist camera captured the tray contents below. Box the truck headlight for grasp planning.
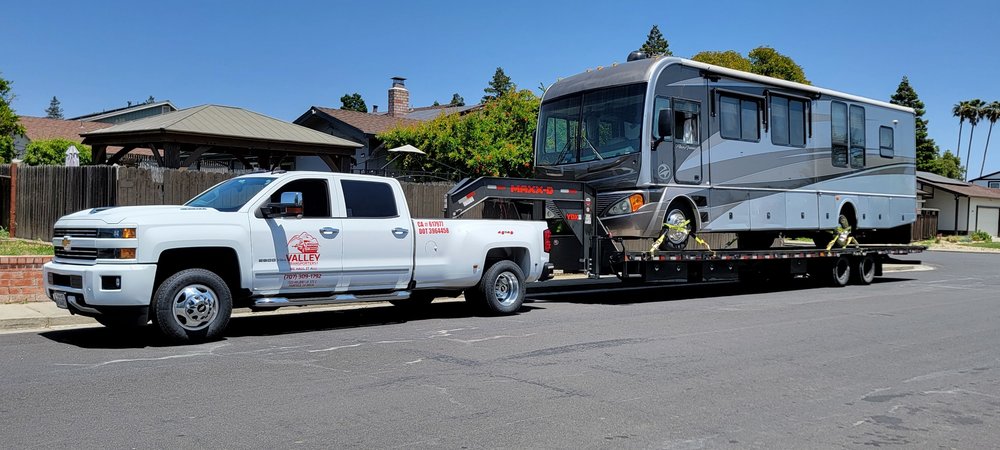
[98,228,137,239]
[605,194,645,216]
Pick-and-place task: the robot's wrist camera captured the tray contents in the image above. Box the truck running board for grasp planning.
[253,291,411,308]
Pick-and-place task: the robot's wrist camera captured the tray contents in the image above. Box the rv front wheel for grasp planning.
[658,206,693,251]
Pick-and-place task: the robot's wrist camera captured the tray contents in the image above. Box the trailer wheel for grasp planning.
[828,255,852,287]
[153,268,232,344]
[469,260,525,315]
[658,205,693,251]
[851,254,876,285]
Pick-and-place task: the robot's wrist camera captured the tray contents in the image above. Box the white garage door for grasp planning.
[976,207,1000,237]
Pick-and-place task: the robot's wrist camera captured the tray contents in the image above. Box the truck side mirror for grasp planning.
[262,191,304,219]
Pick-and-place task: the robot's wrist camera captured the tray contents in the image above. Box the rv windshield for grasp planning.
[536,83,646,166]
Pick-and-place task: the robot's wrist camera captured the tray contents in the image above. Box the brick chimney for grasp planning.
[388,77,409,117]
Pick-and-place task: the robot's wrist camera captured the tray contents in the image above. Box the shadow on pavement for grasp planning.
[39,301,546,349]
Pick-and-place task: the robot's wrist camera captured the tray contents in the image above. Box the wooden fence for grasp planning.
[5,165,451,241]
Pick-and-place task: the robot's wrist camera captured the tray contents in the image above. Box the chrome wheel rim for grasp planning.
[172,284,219,331]
[665,209,690,244]
[494,271,520,307]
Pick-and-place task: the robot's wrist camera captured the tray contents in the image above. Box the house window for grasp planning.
[849,105,866,168]
[990,181,1000,189]
[879,126,894,158]
[719,95,759,141]
[771,95,806,147]
[831,101,848,167]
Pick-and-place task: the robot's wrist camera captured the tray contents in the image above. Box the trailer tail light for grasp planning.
[543,229,552,253]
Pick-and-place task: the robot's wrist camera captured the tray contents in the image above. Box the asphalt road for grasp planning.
[1,251,998,449]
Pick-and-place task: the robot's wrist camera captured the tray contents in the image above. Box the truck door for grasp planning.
[672,98,703,184]
[337,179,414,291]
[249,177,343,294]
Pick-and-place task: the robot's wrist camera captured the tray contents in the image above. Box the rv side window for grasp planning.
[771,96,806,147]
[831,101,849,168]
[719,95,759,142]
[674,107,699,144]
[653,97,671,140]
[879,126,894,158]
[850,105,866,168]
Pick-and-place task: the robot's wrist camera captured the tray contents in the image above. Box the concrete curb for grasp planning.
[0,263,934,334]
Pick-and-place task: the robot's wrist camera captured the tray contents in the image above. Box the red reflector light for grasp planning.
[543,229,552,253]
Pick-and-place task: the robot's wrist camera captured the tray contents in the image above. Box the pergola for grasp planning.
[81,104,362,171]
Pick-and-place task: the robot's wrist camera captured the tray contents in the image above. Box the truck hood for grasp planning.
[60,205,217,224]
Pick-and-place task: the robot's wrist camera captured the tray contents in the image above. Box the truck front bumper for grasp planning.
[42,261,157,313]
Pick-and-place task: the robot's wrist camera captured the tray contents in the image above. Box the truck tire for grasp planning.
[658,206,693,251]
[153,268,232,344]
[828,255,852,287]
[469,260,525,315]
[851,254,876,285]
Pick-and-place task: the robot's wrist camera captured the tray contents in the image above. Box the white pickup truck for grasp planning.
[43,171,553,343]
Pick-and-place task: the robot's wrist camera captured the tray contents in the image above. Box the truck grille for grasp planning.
[54,247,98,261]
[53,228,99,238]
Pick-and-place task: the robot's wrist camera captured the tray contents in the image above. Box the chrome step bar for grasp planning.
[253,291,411,308]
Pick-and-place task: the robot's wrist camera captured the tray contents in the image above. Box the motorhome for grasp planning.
[533,55,916,249]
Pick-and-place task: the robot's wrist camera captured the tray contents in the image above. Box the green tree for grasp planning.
[639,25,671,57]
[482,67,514,102]
[46,96,63,119]
[961,99,985,179]
[748,46,809,84]
[449,93,465,106]
[339,93,368,113]
[978,101,1000,178]
[930,149,964,180]
[22,139,92,166]
[379,89,540,178]
[890,76,939,172]
[0,74,26,164]
[952,100,972,171]
[691,50,752,72]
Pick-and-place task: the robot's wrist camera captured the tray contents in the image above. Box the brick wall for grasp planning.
[0,256,52,303]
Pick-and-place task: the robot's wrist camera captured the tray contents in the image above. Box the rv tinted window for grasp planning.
[720,95,759,142]
[850,105,866,168]
[653,97,672,139]
[538,96,582,165]
[771,96,806,147]
[341,180,397,218]
[880,126,894,158]
[831,101,849,168]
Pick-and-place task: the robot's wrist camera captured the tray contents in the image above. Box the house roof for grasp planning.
[400,104,481,121]
[18,116,113,142]
[82,104,362,150]
[310,107,421,135]
[918,172,1000,200]
[970,169,1000,181]
[68,100,177,122]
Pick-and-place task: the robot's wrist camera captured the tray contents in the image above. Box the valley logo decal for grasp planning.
[286,232,320,270]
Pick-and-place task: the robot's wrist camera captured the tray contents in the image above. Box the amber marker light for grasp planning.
[628,193,645,212]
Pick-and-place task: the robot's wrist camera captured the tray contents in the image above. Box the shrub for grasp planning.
[971,230,992,242]
[22,139,91,166]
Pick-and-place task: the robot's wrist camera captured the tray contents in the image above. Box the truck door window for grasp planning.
[270,179,330,218]
[341,180,398,218]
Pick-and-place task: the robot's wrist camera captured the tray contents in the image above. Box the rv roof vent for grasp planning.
[627,51,647,62]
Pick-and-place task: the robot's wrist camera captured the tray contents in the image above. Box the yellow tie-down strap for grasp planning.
[650,220,714,256]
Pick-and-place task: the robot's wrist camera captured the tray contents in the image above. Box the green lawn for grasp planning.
[959,241,1000,249]
[0,238,55,256]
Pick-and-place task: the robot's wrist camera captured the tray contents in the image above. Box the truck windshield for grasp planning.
[185,177,275,212]
[536,83,645,166]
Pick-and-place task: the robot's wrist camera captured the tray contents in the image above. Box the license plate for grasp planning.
[53,292,68,309]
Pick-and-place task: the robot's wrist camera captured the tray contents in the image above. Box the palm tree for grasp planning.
[953,100,971,169]
[979,101,1000,178]
[964,99,985,180]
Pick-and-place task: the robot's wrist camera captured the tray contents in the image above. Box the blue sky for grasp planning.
[4,0,1000,175]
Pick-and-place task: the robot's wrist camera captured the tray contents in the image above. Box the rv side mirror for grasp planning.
[262,191,304,218]
[657,109,672,138]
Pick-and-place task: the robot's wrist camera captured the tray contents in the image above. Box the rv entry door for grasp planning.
[672,99,703,184]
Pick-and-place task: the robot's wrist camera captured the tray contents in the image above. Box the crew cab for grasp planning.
[43,171,553,343]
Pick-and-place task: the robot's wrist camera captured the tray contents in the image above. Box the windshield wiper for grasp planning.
[581,134,604,160]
